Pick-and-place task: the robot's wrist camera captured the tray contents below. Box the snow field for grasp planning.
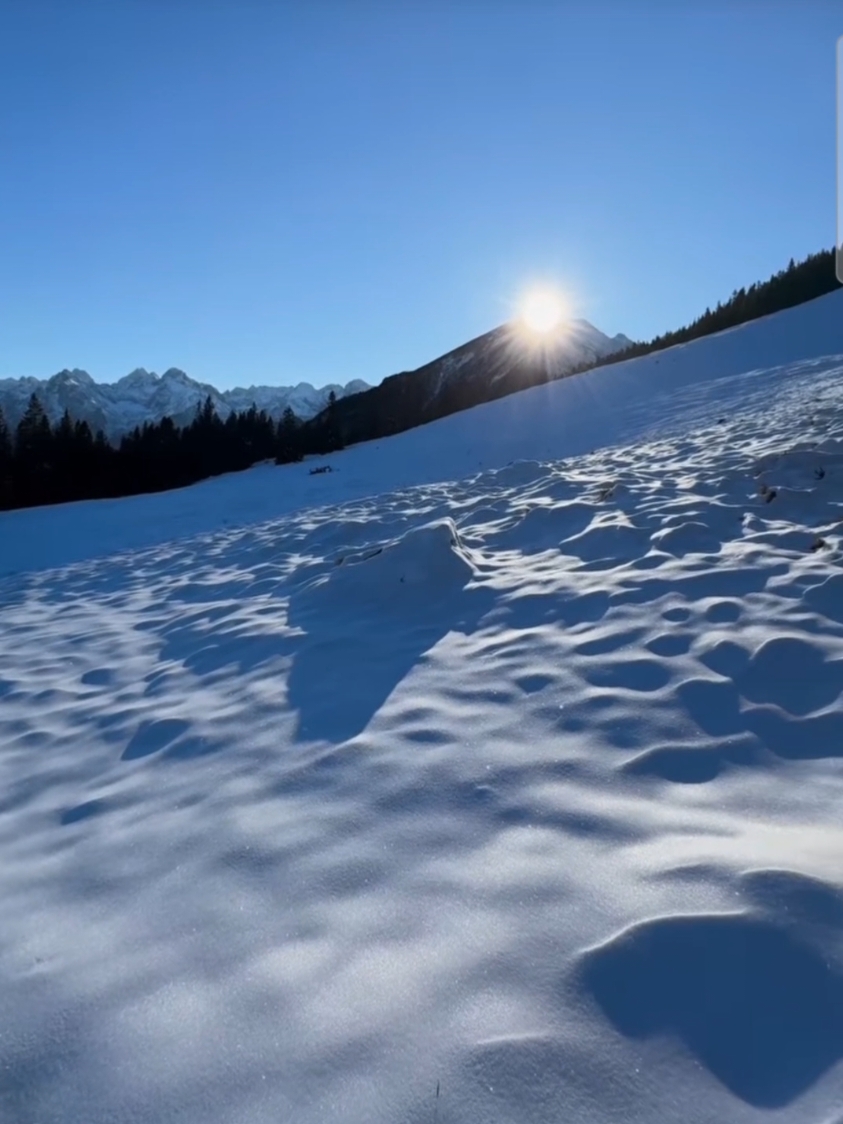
[3,295,843,1121]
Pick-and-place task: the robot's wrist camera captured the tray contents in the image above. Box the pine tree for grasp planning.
[15,394,52,467]
[55,408,75,455]
[0,405,12,509]
[325,389,343,453]
[74,419,94,447]
[0,404,11,465]
[276,405,302,464]
[194,394,217,430]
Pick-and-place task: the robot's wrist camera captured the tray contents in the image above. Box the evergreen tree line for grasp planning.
[0,391,344,511]
[575,247,841,372]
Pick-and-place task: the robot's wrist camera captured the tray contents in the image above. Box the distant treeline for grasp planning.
[0,394,343,511]
[1,248,839,512]
[572,247,841,373]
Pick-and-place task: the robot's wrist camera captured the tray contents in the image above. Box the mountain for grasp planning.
[0,368,370,441]
[305,318,633,447]
[0,316,627,446]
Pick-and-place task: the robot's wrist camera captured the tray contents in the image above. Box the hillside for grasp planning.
[0,317,631,511]
[305,317,631,447]
[308,247,842,451]
[4,286,842,575]
[3,291,843,1123]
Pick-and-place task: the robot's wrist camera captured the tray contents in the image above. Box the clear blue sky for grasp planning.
[1,0,840,390]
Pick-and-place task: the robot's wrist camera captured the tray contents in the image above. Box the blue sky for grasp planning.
[1,1,840,390]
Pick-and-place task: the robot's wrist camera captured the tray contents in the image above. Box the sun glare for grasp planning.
[520,288,567,335]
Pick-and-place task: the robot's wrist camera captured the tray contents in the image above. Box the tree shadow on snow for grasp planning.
[284,520,495,743]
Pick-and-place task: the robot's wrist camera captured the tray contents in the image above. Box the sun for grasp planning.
[520,288,567,335]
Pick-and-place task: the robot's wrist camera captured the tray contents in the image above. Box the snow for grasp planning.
[0,368,369,439]
[3,291,843,1122]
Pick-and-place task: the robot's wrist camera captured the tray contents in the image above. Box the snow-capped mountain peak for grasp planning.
[50,368,96,387]
[0,369,371,440]
[115,368,156,387]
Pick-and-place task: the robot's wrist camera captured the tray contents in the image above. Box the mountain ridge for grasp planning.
[0,368,370,440]
[0,316,629,443]
[305,317,633,447]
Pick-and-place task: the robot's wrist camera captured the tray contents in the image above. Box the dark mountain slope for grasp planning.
[307,318,631,448]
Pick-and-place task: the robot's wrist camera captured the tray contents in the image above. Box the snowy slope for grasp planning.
[329,317,634,446]
[3,292,843,1124]
[3,288,842,577]
[0,367,369,439]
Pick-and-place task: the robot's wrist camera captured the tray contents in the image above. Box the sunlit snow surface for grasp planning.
[4,295,843,1122]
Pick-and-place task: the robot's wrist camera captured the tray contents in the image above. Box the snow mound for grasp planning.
[753,443,843,490]
[650,520,723,556]
[559,513,651,569]
[495,501,596,553]
[296,517,477,617]
[578,910,843,1109]
[490,460,548,487]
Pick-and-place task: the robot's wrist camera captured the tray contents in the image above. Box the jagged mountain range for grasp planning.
[0,317,631,444]
[0,368,370,440]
